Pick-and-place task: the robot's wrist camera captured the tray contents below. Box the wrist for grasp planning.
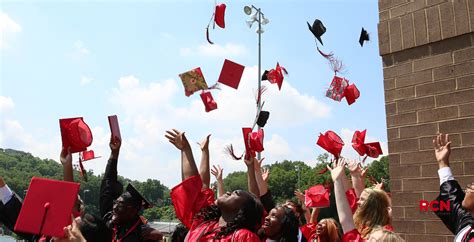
[350,173,361,178]
[111,150,120,159]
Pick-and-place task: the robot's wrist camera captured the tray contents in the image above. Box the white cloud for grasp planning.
[180,43,247,58]
[69,40,90,59]
[106,66,330,186]
[0,96,15,113]
[80,76,93,86]
[0,12,22,49]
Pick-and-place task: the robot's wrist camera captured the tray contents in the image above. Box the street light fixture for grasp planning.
[244,5,269,160]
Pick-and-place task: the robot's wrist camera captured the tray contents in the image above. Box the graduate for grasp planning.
[432,133,474,242]
[100,135,163,242]
[165,129,264,241]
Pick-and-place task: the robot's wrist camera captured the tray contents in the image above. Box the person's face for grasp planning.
[462,183,474,214]
[216,190,250,215]
[112,196,137,225]
[357,190,369,207]
[262,207,286,239]
[315,220,328,237]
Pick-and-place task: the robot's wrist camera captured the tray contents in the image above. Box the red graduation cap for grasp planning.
[266,63,287,90]
[249,129,264,153]
[316,131,344,158]
[304,185,330,208]
[200,91,218,112]
[344,83,360,105]
[217,59,245,90]
[351,130,367,156]
[108,115,121,141]
[14,177,80,238]
[326,76,348,102]
[59,117,93,153]
[242,128,256,159]
[179,67,208,97]
[214,3,226,28]
[365,142,383,158]
[81,150,100,161]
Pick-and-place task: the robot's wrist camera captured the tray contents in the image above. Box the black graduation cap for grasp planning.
[256,110,270,127]
[359,28,369,47]
[124,183,152,210]
[262,70,269,81]
[307,19,326,45]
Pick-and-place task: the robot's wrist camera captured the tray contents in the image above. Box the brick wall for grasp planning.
[378,0,474,241]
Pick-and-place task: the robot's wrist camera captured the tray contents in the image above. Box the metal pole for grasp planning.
[257,8,262,160]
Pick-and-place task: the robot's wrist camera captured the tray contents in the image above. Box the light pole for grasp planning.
[244,5,269,160]
[83,189,90,203]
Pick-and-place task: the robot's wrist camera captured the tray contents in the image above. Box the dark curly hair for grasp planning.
[276,206,299,242]
[195,191,264,239]
[171,223,189,242]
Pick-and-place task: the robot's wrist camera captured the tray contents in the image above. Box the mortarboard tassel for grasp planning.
[225,144,243,160]
[255,85,268,105]
[207,82,221,90]
[206,27,214,45]
[317,47,345,74]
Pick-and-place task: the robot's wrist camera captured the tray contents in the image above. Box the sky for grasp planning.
[0,0,386,188]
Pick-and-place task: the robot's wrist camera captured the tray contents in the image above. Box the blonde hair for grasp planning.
[353,188,391,238]
[317,218,340,242]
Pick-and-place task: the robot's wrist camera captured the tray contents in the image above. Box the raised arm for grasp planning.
[60,147,74,182]
[295,190,311,224]
[348,159,366,198]
[254,158,268,196]
[100,135,123,217]
[309,207,321,224]
[328,159,355,233]
[211,165,225,197]
[165,129,198,180]
[244,156,260,197]
[433,133,472,235]
[199,134,211,189]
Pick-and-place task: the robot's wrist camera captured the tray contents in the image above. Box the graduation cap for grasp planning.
[266,63,288,90]
[14,177,80,238]
[344,84,360,105]
[326,76,349,102]
[108,115,121,141]
[304,185,330,208]
[205,3,226,44]
[365,142,383,158]
[217,59,245,89]
[200,91,218,112]
[242,128,256,159]
[59,117,93,153]
[179,67,208,97]
[123,184,152,210]
[352,130,367,156]
[316,131,344,158]
[261,70,269,81]
[249,129,264,153]
[256,110,270,127]
[307,19,326,45]
[359,27,369,47]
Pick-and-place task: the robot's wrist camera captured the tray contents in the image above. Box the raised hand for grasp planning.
[347,159,362,176]
[109,135,122,153]
[374,179,385,190]
[0,177,5,188]
[262,168,270,182]
[165,129,190,151]
[244,156,256,167]
[294,190,305,203]
[60,147,72,166]
[199,134,211,151]
[211,165,223,181]
[328,158,347,182]
[433,133,451,168]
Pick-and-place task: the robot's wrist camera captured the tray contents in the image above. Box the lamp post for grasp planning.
[244,5,269,160]
[83,189,90,203]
